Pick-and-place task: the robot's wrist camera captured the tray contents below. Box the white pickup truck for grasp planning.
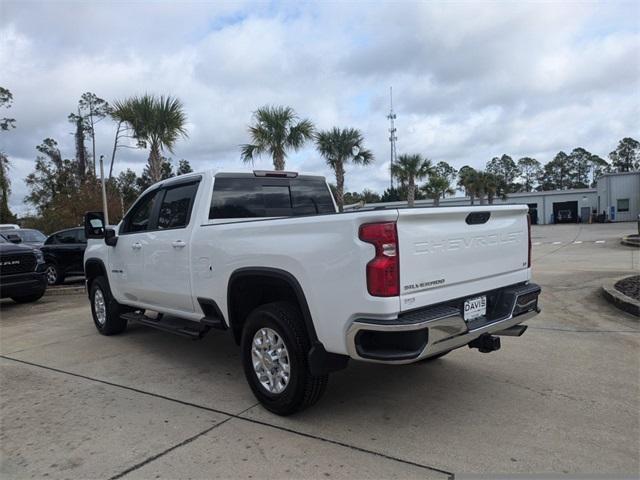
[83,170,541,415]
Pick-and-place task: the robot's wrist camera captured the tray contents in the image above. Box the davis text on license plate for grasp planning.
[463,296,486,321]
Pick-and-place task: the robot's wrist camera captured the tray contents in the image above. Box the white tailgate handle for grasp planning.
[131,242,142,250]
[172,240,186,249]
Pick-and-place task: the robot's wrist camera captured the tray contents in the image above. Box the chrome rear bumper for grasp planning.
[346,283,541,364]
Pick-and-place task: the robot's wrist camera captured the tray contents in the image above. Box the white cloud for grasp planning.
[1,0,639,216]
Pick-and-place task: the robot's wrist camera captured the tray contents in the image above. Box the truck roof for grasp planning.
[214,171,326,181]
[139,169,328,197]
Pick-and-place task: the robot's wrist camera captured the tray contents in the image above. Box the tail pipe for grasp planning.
[494,325,528,337]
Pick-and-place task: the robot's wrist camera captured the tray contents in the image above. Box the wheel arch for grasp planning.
[227,267,318,346]
[84,258,108,296]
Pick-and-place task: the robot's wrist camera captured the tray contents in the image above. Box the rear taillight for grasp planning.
[359,222,399,297]
[527,213,532,268]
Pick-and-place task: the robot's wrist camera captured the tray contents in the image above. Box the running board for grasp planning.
[120,312,210,339]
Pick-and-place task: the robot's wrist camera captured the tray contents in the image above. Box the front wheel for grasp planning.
[90,276,127,335]
[241,301,328,415]
[45,263,63,285]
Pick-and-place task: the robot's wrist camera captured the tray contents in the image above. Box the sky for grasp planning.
[1,0,639,216]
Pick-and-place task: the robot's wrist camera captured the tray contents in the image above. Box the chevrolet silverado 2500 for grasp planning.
[83,170,541,415]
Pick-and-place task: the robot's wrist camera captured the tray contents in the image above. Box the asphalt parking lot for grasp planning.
[1,223,638,479]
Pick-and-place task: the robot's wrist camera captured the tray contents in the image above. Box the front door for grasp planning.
[72,228,87,274]
[110,190,160,304]
[48,229,82,275]
[142,181,200,313]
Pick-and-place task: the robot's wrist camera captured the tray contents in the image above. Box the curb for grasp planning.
[45,285,85,296]
[602,279,640,318]
[621,235,640,248]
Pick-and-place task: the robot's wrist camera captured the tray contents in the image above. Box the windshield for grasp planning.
[0,235,6,243]
[17,230,47,242]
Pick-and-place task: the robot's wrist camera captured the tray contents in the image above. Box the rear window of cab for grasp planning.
[209,177,335,219]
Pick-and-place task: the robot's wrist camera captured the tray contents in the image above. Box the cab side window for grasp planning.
[58,230,77,244]
[75,228,87,243]
[122,191,159,234]
[157,182,199,230]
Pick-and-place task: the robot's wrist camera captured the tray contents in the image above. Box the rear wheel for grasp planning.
[45,263,63,285]
[241,301,328,415]
[90,276,127,335]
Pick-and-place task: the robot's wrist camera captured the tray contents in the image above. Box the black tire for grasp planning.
[419,350,452,362]
[11,289,46,303]
[241,301,328,416]
[45,263,64,285]
[90,276,128,335]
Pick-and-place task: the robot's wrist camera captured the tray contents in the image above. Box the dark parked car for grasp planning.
[0,228,47,247]
[41,227,87,285]
[0,235,47,303]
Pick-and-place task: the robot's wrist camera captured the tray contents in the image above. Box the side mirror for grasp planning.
[104,228,118,247]
[6,233,22,244]
[84,211,105,239]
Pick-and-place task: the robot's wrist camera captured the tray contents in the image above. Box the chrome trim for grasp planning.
[346,307,540,365]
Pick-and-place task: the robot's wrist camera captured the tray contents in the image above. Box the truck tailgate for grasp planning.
[396,205,530,312]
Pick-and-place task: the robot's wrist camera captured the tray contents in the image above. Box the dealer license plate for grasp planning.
[463,296,486,322]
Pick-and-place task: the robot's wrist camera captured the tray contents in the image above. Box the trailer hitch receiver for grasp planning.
[468,334,501,353]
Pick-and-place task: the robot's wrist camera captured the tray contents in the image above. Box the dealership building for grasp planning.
[346,171,639,225]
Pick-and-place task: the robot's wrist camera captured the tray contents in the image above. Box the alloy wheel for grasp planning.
[93,288,107,326]
[251,327,290,394]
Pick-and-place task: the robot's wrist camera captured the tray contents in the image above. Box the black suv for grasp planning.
[0,235,47,303]
[41,227,87,285]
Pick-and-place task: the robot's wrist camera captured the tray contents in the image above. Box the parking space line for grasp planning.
[595,240,606,244]
[0,355,453,479]
[533,242,541,246]
[110,418,233,480]
[552,241,562,245]
[573,241,582,244]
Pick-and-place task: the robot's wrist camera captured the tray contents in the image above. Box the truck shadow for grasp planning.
[132,323,511,424]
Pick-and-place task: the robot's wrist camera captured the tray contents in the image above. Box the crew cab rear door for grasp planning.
[396,205,530,312]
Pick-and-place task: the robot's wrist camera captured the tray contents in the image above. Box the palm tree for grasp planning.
[391,154,432,207]
[478,171,501,204]
[458,166,478,205]
[112,94,188,183]
[241,105,314,170]
[315,127,373,212]
[422,174,455,206]
[108,100,136,180]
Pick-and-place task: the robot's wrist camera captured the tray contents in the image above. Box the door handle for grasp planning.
[172,240,186,249]
[131,242,142,250]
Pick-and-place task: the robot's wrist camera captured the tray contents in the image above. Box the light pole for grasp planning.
[99,155,109,226]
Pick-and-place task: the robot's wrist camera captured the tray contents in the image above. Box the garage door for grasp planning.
[553,201,579,223]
